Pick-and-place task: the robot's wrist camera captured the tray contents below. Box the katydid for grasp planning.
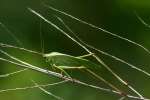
[43,52,98,69]
[43,52,100,77]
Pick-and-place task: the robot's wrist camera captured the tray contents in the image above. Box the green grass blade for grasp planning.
[56,16,150,78]
[28,8,145,98]
[44,4,150,55]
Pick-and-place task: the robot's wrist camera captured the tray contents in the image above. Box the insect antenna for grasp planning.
[39,19,45,56]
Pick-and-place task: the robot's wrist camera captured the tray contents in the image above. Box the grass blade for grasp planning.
[0,51,148,99]
[0,22,22,46]
[0,68,28,78]
[44,4,150,55]
[55,16,150,78]
[27,8,145,98]
[0,80,67,93]
[135,12,150,28]
[32,80,64,100]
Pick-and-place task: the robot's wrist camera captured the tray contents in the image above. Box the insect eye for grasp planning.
[45,58,49,62]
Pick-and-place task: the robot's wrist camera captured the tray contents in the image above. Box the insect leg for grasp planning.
[76,53,94,58]
[53,64,71,78]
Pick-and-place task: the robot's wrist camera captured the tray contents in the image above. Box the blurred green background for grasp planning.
[0,0,150,100]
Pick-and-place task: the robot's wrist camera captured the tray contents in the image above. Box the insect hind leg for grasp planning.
[52,64,72,78]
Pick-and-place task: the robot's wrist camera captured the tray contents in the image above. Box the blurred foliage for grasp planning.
[0,0,150,100]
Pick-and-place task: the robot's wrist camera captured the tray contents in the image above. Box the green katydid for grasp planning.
[43,52,100,77]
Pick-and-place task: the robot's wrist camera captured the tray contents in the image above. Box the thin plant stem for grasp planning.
[43,4,150,55]
[0,80,68,93]
[0,68,28,78]
[119,97,126,100]
[56,16,150,78]
[135,12,150,28]
[0,51,147,100]
[32,80,64,100]
[0,42,135,96]
[86,69,121,93]
[0,43,42,55]
[27,8,145,99]
[0,22,22,47]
